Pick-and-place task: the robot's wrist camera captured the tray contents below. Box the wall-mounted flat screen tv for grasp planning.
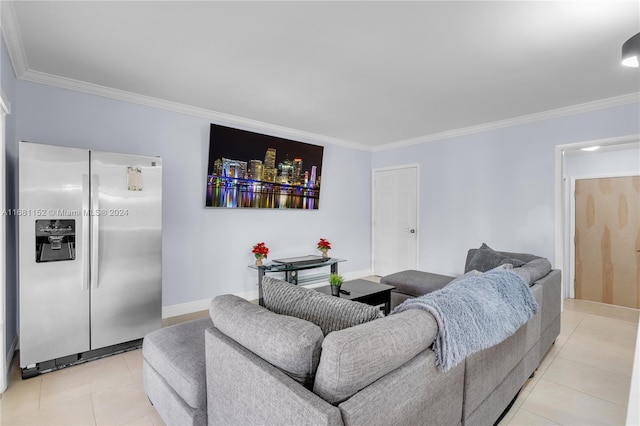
[206,124,324,209]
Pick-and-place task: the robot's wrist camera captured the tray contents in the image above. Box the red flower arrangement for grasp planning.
[317,238,331,251]
[252,242,269,260]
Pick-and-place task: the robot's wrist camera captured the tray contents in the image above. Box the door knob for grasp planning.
[410,229,416,234]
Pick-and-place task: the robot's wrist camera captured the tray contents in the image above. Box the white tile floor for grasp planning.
[1,298,637,425]
[500,298,639,426]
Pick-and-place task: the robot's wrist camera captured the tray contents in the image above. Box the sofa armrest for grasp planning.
[533,269,562,332]
[206,327,342,426]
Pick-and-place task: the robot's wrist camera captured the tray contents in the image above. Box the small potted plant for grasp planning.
[329,273,343,296]
[252,242,269,267]
[317,238,332,258]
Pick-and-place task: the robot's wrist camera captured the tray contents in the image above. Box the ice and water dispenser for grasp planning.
[35,219,76,262]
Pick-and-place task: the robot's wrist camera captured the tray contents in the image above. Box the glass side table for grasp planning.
[248,256,346,305]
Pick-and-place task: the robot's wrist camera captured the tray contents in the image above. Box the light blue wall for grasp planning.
[2,33,18,361]
[372,104,640,276]
[12,80,373,307]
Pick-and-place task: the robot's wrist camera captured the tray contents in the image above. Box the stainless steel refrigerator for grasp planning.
[18,142,162,377]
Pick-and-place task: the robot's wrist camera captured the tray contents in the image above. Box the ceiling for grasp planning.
[2,1,639,150]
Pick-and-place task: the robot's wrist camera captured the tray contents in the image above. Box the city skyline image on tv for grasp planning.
[206,123,324,209]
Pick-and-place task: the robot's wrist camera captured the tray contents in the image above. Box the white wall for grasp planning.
[11,80,373,311]
[372,104,640,276]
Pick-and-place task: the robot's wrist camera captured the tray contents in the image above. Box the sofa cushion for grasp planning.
[262,277,381,335]
[210,294,324,388]
[313,309,438,405]
[380,270,455,297]
[143,358,207,425]
[465,243,526,273]
[142,317,212,410]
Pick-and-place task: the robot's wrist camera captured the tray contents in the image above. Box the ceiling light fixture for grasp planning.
[622,32,640,67]
[580,146,600,152]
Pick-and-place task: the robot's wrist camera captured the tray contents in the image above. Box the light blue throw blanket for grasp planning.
[392,269,538,372]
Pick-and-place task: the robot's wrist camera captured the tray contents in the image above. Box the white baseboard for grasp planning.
[161,268,373,319]
[162,298,212,319]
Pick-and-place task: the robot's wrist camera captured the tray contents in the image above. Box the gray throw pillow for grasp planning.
[262,277,382,335]
[466,243,526,273]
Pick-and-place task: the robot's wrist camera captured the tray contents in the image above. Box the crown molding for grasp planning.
[1,0,28,78]
[19,69,371,151]
[12,67,640,156]
[374,92,640,152]
[0,88,10,115]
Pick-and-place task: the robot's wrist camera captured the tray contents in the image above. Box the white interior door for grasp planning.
[373,166,418,276]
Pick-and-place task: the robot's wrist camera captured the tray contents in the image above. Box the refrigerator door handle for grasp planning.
[82,174,90,291]
[91,174,100,289]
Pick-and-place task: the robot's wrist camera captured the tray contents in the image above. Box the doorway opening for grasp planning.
[556,135,640,309]
[573,175,639,308]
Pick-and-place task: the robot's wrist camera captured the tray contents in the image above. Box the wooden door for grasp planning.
[575,176,640,308]
[373,167,418,276]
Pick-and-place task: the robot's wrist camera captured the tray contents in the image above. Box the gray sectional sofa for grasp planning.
[143,247,561,426]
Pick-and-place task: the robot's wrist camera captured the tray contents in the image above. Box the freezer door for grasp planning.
[90,151,162,349]
[19,142,91,367]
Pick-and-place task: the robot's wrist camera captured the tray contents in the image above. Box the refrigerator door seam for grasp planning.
[82,174,90,291]
[91,174,100,290]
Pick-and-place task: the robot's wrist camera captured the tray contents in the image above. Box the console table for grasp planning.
[249,256,346,305]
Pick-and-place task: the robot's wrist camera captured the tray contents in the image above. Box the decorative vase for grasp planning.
[321,248,329,258]
[255,258,263,267]
[331,285,341,296]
